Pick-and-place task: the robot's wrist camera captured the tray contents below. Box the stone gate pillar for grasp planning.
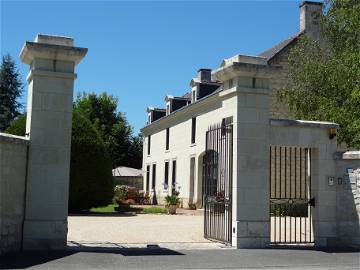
[20,34,87,250]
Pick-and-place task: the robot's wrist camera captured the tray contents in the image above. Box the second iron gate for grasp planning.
[270,146,315,244]
[203,120,233,244]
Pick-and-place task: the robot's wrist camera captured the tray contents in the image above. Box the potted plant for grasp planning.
[165,194,180,215]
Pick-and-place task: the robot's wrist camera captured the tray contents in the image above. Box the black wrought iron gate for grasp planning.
[270,146,314,244]
[203,121,233,244]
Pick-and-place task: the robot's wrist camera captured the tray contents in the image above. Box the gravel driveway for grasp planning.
[67,211,224,249]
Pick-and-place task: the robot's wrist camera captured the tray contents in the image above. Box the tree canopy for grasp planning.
[74,92,142,168]
[0,54,23,131]
[278,0,360,148]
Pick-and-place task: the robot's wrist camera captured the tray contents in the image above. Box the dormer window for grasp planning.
[148,113,151,125]
[166,103,170,115]
[229,79,233,89]
[192,90,196,103]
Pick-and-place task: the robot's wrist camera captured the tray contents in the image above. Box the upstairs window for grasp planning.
[166,128,169,150]
[191,117,196,144]
[147,135,151,155]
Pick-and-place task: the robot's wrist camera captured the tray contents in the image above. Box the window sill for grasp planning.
[190,143,196,147]
[165,149,170,153]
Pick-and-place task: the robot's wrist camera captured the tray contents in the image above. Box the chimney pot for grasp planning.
[198,68,212,82]
[299,1,323,40]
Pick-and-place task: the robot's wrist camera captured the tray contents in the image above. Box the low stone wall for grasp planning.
[0,133,29,255]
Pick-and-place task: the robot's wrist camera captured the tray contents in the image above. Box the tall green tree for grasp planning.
[0,54,23,131]
[74,92,142,168]
[278,0,360,148]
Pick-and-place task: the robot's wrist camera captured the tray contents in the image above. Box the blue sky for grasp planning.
[1,0,307,134]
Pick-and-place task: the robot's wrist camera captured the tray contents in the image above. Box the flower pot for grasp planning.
[168,204,177,215]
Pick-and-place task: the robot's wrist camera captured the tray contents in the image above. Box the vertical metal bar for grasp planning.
[279,146,282,242]
[309,148,312,243]
[304,148,309,242]
[285,147,287,243]
[300,147,302,243]
[274,146,277,243]
[290,147,292,243]
[270,146,272,243]
[295,147,297,243]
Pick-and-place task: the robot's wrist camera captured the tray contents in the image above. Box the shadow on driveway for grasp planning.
[0,245,184,269]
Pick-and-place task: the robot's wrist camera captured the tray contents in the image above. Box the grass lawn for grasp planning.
[90,203,117,213]
[142,207,168,214]
[89,204,168,215]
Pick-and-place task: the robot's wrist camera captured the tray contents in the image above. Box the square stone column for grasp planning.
[20,34,87,250]
[232,86,271,248]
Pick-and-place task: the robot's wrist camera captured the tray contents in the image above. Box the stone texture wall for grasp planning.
[335,157,360,248]
[268,43,297,119]
[0,133,29,255]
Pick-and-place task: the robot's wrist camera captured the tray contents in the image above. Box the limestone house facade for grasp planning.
[141,1,322,207]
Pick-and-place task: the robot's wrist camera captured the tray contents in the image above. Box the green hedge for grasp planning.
[6,111,114,212]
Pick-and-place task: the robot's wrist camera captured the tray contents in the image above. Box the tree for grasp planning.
[74,92,142,168]
[0,54,23,131]
[278,0,360,148]
[6,110,114,212]
[5,114,26,136]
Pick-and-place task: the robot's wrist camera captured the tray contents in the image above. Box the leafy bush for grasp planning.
[165,194,180,206]
[114,185,129,202]
[5,114,26,136]
[69,111,114,212]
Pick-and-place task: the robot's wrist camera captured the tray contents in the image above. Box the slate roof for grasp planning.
[259,32,303,61]
[112,166,143,177]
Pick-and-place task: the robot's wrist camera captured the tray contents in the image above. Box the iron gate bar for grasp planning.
[270,146,314,244]
[204,122,233,244]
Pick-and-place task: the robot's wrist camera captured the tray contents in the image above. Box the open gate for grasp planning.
[203,120,233,244]
[270,146,314,244]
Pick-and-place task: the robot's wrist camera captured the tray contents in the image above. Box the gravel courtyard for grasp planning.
[68,210,224,249]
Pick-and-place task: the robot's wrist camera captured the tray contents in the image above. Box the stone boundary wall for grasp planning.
[0,133,29,255]
[335,152,360,248]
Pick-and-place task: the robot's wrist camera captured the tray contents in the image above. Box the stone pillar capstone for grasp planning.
[20,34,87,250]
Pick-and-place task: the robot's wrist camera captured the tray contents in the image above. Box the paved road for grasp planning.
[1,247,359,269]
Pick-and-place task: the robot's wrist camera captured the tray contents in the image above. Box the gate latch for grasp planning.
[308,198,315,207]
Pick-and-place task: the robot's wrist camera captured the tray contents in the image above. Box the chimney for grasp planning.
[299,1,323,40]
[198,68,212,82]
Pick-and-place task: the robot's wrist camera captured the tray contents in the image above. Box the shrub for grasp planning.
[69,111,114,212]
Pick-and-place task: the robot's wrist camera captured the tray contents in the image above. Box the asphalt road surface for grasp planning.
[1,247,359,269]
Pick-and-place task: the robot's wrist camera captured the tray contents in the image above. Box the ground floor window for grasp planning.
[146,165,150,192]
[172,160,176,193]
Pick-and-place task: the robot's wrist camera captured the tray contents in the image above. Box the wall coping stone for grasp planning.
[270,118,339,129]
[0,132,29,145]
[334,151,360,160]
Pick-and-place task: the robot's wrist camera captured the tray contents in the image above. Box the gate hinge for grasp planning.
[308,198,315,207]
